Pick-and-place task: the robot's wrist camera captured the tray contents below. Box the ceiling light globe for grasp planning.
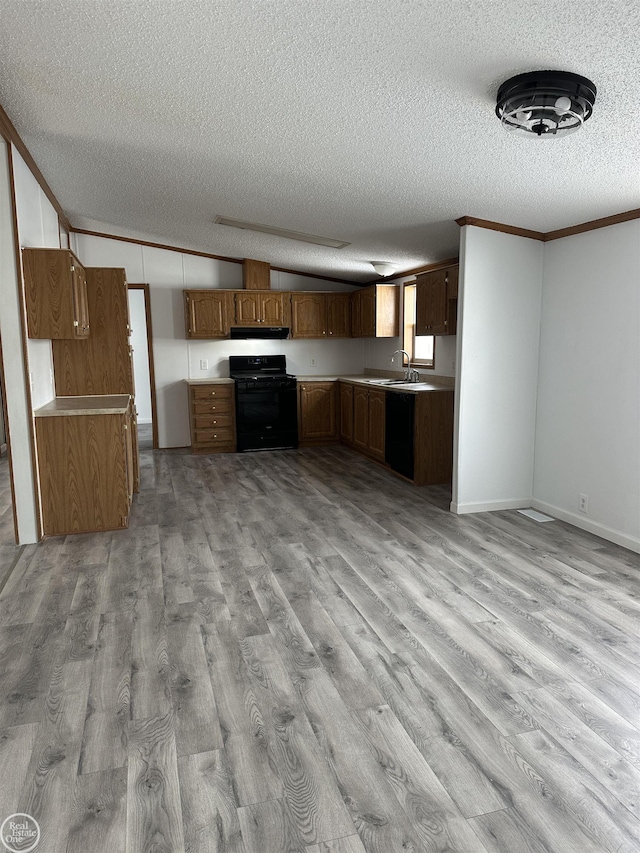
[371,262,397,277]
[554,96,572,113]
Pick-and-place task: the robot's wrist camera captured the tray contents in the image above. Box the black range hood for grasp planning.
[229,326,290,340]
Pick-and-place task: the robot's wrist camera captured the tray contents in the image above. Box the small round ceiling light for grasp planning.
[496,70,596,138]
[371,262,397,277]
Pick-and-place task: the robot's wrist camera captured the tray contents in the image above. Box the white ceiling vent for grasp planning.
[214,216,350,249]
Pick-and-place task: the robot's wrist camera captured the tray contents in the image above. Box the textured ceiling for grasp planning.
[1,0,639,281]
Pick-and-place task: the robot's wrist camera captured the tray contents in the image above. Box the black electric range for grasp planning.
[229,355,298,451]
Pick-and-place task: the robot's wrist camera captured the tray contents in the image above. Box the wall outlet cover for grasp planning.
[200,359,209,370]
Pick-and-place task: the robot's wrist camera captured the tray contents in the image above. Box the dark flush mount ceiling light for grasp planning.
[496,70,596,138]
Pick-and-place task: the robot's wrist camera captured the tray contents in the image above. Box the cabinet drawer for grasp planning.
[191,384,233,401]
[192,399,233,415]
[194,428,234,445]
[193,413,233,430]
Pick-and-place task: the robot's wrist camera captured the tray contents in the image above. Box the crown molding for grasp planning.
[543,208,640,241]
[455,216,545,241]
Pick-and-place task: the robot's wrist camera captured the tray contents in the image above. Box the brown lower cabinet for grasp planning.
[187,380,236,453]
[35,395,135,536]
[339,381,454,484]
[352,385,385,460]
[298,381,338,445]
[339,382,354,443]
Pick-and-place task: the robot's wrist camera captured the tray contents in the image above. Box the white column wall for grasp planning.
[72,231,363,448]
[533,221,640,552]
[452,225,543,513]
[0,143,39,542]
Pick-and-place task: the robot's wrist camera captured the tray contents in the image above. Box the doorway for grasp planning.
[127,283,158,450]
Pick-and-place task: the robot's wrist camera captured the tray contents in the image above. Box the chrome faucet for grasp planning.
[393,349,420,382]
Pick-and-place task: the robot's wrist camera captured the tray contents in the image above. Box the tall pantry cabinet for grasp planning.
[51,266,139,491]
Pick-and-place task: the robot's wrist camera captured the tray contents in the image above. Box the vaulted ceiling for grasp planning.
[1,0,639,281]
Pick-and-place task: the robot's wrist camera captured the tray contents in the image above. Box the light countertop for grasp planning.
[296,374,454,393]
[34,395,131,417]
[184,378,235,385]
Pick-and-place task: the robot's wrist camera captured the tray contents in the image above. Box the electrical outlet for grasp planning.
[579,493,588,513]
[310,356,317,367]
[389,356,395,364]
[200,359,209,370]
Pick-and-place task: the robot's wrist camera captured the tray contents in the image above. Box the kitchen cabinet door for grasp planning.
[291,292,326,337]
[350,285,398,337]
[54,267,133,395]
[260,292,287,325]
[298,382,337,442]
[23,247,90,339]
[367,389,386,460]
[234,292,261,325]
[185,290,233,338]
[327,293,351,337]
[339,382,353,443]
[415,266,458,336]
[235,292,287,326]
[352,386,369,450]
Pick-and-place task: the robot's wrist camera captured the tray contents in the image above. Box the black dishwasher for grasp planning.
[385,392,415,479]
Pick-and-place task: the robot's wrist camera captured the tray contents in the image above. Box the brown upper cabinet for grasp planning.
[185,290,234,338]
[351,284,399,337]
[52,267,134,396]
[243,258,271,290]
[291,292,351,338]
[23,247,90,339]
[235,291,288,326]
[415,264,459,336]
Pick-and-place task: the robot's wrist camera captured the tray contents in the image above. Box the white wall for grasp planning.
[72,230,362,448]
[0,143,40,542]
[533,221,640,552]
[452,225,543,513]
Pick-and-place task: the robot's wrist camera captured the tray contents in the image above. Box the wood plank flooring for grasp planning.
[0,445,639,852]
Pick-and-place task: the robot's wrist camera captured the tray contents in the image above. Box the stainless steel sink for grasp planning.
[366,378,408,385]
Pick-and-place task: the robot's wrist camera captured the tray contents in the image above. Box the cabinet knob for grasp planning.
[211,392,216,396]
[213,420,217,424]
[323,331,326,335]
[212,406,216,410]
[73,320,79,327]
[214,434,218,438]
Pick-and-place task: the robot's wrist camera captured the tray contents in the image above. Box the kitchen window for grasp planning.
[403,283,435,368]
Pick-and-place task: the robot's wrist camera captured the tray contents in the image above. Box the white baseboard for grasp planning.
[450,498,531,514]
[531,499,640,555]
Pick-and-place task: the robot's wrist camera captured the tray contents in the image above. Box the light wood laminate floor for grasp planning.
[0,445,639,852]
